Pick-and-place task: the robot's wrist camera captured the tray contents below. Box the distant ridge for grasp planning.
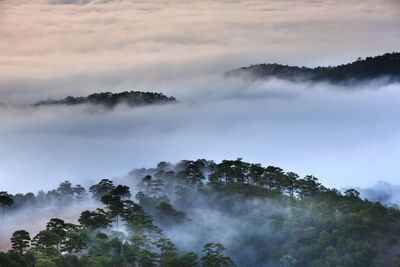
[226,52,400,84]
[34,91,177,108]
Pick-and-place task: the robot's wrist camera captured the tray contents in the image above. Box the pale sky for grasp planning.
[0,0,399,103]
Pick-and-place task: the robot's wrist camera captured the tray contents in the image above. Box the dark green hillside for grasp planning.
[227,52,400,84]
[34,91,177,109]
[2,159,400,266]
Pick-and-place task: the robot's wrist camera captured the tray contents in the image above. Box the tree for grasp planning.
[101,194,124,226]
[111,185,131,199]
[46,218,66,250]
[296,175,322,198]
[32,230,60,248]
[0,250,31,267]
[89,179,115,200]
[35,258,57,267]
[0,191,13,216]
[249,163,264,185]
[156,238,198,267]
[72,184,86,200]
[57,181,74,196]
[121,200,144,222]
[264,166,285,192]
[210,159,250,184]
[62,231,86,255]
[344,189,360,199]
[46,218,66,232]
[140,176,164,197]
[154,202,186,227]
[176,160,205,185]
[201,243,236,267]
[10,230,30,255]
[78,209,112,229]
[285,172,299,197]
[124,234,158,266]
[174,252,198,267]
[155,161,172,178]
[155,238,178,265]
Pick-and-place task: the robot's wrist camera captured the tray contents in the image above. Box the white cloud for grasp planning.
[0,0,399,103]
[1,77,400,193]
[0,0,399,194]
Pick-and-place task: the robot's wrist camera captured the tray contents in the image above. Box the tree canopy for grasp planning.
[226,52,400,84]
[2,158,400,266]
[34,91,177,109]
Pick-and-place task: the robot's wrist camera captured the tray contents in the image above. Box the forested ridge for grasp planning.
[226,52,400,84]
[1,159,400,266]
[33,91,176,109]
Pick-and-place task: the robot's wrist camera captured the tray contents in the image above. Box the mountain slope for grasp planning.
[2,159,400,266]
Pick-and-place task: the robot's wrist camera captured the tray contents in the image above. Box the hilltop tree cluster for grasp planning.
[2,159,400,266]
[34,91,177,109]
[227,52,400,84]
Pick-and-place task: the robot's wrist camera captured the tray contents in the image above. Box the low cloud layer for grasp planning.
[1,76,400,194]
[0,0,399,194]
[357,181,400,206]
[0,0,399,104]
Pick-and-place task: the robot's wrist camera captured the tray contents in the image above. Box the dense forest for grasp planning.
[1,159,400,266]
[33,91,177,109]
[226,52,400,84]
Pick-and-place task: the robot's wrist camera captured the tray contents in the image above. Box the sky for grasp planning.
[0,0,400,193]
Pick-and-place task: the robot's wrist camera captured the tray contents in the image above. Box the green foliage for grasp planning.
[201,243,236,267]
[32,230,60,248]
[0,250,33,267]
[4,158,400,266]
[79,209,112,229]
[101,194,124,226]
[10,230,30,255]
[89,179,115,200]
[35,258,58,267]
[62,231,86,255]
[154,202,186,227]
[111,185,131,199]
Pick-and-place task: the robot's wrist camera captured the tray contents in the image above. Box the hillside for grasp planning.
[1,159,400,266]
[34,91,177,109]
[226,52,400,84]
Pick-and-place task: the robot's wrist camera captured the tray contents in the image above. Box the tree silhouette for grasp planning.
[201,243,236,267]
[10,230,30,255]
[0,191,13,217]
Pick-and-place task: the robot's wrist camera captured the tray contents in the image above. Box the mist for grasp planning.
[1,0,399,194]
[2,157,400,265]
[357,181,400,206]
[1,0,399,105]
[1,1,400,266]
[0,75,399,194]
[0,190,99,251]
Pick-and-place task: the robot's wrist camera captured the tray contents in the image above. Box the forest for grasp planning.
[1,159,400,267]
[226,52,400,84]
[33,91,177,109]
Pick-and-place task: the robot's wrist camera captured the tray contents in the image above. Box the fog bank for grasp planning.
[1,76,400,193]
[0,0,399,104]
[1,0,400,195]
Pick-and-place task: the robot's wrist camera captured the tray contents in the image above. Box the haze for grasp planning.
[0,0,400,193]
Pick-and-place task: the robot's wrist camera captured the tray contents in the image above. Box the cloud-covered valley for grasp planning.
[1,75,400,194]
[0,0,400,194]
